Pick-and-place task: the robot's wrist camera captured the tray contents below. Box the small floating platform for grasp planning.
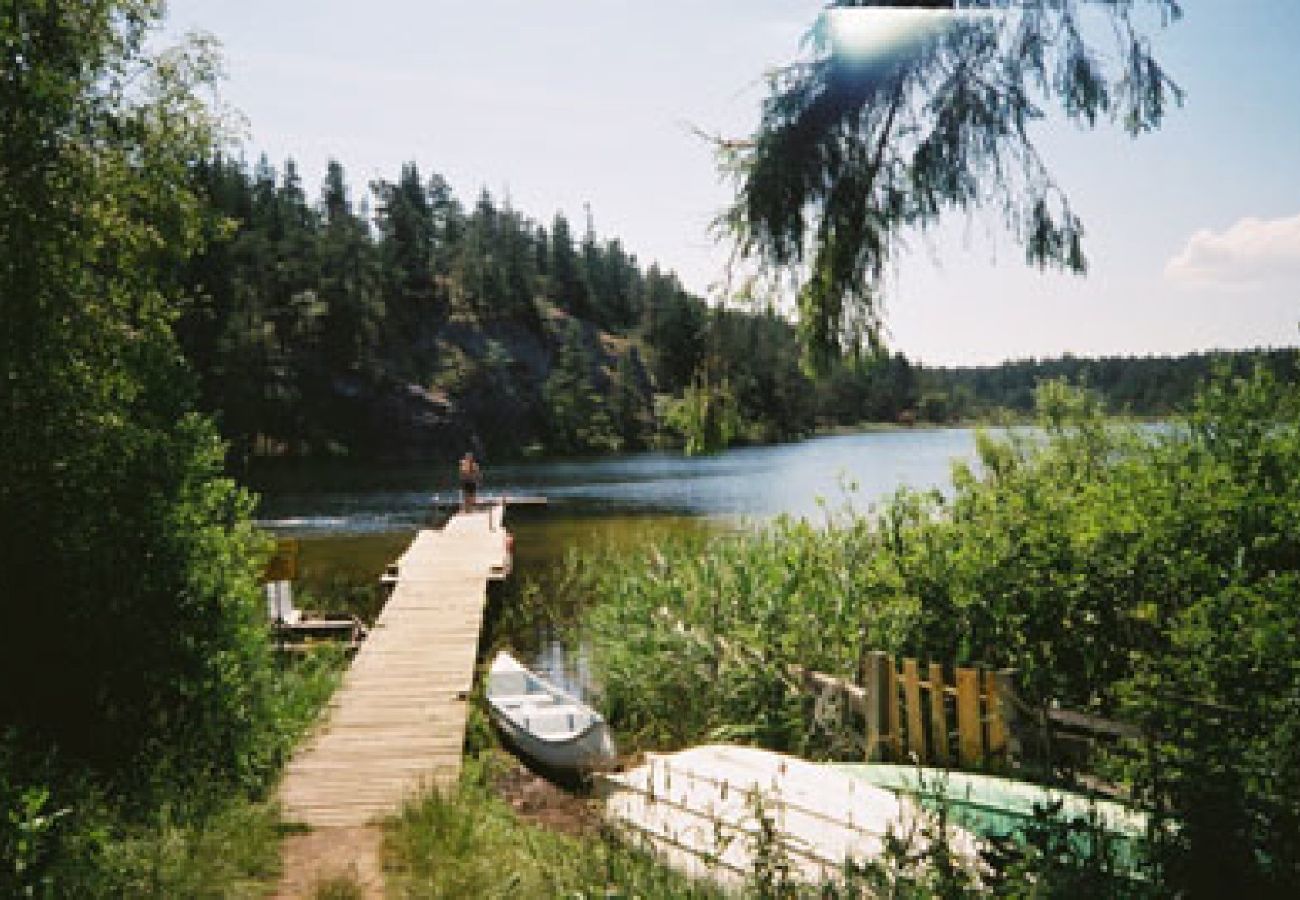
[599,744,980,887]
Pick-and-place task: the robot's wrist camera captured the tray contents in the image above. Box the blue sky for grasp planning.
[163,1,1299,365]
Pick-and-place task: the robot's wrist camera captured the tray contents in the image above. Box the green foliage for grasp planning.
[0,647,343,897]
[542,319,619,454]
[611,348,651,451]
[665,375,745,456]
[722,0,1183,369]
[578,368,1300,892]
[921,348,1300,422]
[0,12,354,891]
[0,0,284,791]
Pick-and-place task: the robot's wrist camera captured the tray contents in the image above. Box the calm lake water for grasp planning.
[255,427,981,533]
[257,428,984,695]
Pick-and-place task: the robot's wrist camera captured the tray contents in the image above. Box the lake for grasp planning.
[255,427,981,532]
[256,427,984,694]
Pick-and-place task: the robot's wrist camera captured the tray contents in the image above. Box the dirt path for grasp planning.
[275,825,385,899]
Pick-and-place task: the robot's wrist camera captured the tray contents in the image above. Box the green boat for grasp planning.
[830,764,1150,876]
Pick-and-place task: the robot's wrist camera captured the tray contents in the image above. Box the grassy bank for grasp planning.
[2,646,346,897]
[383,753,719,899]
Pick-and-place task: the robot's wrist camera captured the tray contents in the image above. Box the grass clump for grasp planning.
[311,874,367,900]
[384,754,720,899]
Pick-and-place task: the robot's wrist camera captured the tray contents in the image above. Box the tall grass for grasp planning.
[384,754,721,899]
[571,513,888,757]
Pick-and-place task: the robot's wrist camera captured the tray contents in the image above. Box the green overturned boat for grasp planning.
[830,764,1150,876]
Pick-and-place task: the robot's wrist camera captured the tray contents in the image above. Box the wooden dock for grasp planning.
[278,506,511,827]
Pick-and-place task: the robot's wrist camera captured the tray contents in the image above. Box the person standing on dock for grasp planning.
[459,452,482,512]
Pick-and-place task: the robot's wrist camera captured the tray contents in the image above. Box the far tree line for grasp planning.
[176,155,1298,462]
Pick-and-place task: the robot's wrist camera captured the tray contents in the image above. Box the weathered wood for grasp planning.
[863,651,892,761]
[902,658,926,761]
[885,657,902,759]
[987,668,1021,760]
[277,510,510,827]
[955,667,983,766]
[1045,707,1142,740]
[928,662,950,766]
[799,668,867,715]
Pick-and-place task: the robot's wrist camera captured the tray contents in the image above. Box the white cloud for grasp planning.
[1165,213,1300,291]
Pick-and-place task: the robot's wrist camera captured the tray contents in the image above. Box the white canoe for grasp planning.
[486,651,617,774]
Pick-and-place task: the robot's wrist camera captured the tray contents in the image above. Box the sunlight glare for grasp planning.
[827,7,985,67]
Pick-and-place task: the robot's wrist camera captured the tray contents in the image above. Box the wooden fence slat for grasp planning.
[985,668,1006,757]
[991,669,1020,761]
[885,656,902,759]
[928,662,950,766]
[863,651,891,761]
[902,658,926,761]
[956,667,983,766]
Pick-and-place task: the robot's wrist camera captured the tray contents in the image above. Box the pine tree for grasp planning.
[548,212,592,319]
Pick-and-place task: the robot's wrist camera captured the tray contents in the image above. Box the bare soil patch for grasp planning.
[275,825,385,899]
[489,760,604,838]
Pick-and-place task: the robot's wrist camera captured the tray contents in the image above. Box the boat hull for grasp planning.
[485,651,618,775]
[488,704,617,774]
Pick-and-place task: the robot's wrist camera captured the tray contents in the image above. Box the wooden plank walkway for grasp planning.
[279,506,510,827]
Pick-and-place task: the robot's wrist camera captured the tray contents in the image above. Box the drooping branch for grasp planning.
[719,0,1182,374]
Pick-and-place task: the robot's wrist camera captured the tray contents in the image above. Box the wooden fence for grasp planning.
[798,651,1154,775]
[795,652,1019,769]
[859,651,1019,768]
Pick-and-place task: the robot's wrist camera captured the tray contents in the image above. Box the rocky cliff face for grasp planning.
[332,311,650,462]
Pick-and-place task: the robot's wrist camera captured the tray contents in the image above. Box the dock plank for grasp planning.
[278,509,509,827]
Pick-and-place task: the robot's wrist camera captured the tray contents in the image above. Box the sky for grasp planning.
[162,1,1300,366]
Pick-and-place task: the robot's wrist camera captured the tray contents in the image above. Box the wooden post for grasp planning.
[984,668,1006,759]
[863,651,892,761]
[955,666,983,767]
[902,658,926,762]
[928,662,950,766]
[885,657,902,759]
[990,668,1020,765]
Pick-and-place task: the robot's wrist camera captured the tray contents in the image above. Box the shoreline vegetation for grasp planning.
[563,371,1300,895]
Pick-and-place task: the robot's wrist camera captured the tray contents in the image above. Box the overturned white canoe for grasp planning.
[486,651,617,774]
[599,744,982,888]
